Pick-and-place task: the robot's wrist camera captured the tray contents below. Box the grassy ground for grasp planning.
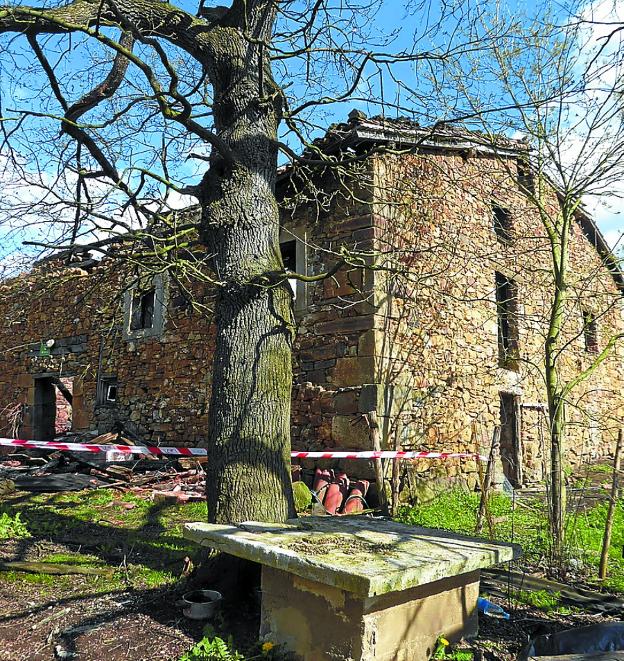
[0,487,213,660]
[0,487,208,590]
[1,470,622,660]
[395,474,624,593]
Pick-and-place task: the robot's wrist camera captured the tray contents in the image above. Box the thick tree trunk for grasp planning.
[201,14,296,524]
[205,262,296,524]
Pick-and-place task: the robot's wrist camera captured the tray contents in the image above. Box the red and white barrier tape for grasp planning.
[0,438,484,461]
[291,450,485,461]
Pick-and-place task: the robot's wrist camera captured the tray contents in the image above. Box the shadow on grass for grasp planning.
[0,488,238,658]
[0,488,206,573]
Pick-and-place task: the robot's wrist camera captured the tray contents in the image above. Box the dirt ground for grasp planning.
[0,484,620,660]
[0,558,614,661]
[0,579,203,660]
[0,486,260,661]
[473,604,616,660]
[0,544,260,660]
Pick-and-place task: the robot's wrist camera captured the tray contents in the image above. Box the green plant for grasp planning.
[292,481,312,513]
[512,589,560,611]
[0,511,30,539]
[447,652,473,661]
[431,636,473,660]
[179,636,245,661]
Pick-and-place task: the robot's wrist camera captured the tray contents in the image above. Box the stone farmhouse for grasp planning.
[0,113,622,496]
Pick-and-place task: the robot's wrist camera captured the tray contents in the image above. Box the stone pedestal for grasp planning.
[260,566,479,661]
[183,517,519,661]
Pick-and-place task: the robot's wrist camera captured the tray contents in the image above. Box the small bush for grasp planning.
[179,636,244,661]
[0,511,30,539]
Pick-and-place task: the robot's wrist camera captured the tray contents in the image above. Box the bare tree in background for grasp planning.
[450,2,624,559]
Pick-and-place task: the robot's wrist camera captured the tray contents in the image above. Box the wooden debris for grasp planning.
[0,560,112,576]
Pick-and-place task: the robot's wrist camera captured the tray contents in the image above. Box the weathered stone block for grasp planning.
[334,391,358,414]
[357,330,377,357]
[315,316,373,336]
[331,415,371,449]
[358,384,379,413]
[332,356,375,387]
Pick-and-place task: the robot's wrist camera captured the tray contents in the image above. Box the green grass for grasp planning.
[41,552,108,566]
[0,571,55,585]
[0,486,209,595]
[0,511,30,539]
[508,589,580,615]
[584,463,614,475]
[396,489,624,592]
[395,490,550,556]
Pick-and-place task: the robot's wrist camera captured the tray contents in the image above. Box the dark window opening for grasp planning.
[130,288,155,331]
[583,310,599,353]
[280,240,297,272]
[493,205,513,243]
[517,160,535,196]
[97,377,118,406]
[496,272,520,370]
[106,384,117,403]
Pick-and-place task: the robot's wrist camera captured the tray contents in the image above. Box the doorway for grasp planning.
[499,392,522,487]
[33,376,73,441]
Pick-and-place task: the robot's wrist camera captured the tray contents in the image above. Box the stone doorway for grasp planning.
[33,376,73,441]
[499,392,522,487]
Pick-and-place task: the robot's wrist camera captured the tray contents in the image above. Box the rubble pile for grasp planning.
[0,431,206,499]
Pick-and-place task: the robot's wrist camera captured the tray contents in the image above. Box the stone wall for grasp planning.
[0,172,381,454]
[367,149,624,493]
[0,258,216,446]
[0,144,622,498]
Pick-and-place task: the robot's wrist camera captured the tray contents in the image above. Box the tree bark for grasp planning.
[544,222,569,562]
[599,429,623,579]
[200,9,296,524]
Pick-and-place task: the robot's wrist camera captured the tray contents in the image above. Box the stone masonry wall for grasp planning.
[369,150,624,493]
[0,170,382,456]
[0,147,621,498]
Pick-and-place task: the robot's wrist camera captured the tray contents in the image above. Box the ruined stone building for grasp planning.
[1,114,622,493]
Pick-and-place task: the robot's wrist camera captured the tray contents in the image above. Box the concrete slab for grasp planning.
[183,516,519,597]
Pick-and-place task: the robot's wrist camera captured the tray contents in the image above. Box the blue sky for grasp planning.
[0,0,622,267]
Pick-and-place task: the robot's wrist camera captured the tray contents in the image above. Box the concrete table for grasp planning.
[184,517,519,661]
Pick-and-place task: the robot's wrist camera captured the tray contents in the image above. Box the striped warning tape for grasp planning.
[0,438,485,461]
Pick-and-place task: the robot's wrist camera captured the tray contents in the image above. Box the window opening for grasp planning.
[280,239,298,298]
[97,377,118,406]
[124,274,167,340]
[131,288,156,331]
[500,393,523,487]
[279,233,307,311]
[493,205,512,243]
[106,384,118,403]
[495,272,520,369]
[280,240,297,271]
[517,160,535,196]
[582,310,598,353]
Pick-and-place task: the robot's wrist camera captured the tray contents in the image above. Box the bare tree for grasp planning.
[449,2,624,558]
[0,0,514,523]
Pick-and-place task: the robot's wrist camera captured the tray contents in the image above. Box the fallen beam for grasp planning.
[0,560,111,576]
